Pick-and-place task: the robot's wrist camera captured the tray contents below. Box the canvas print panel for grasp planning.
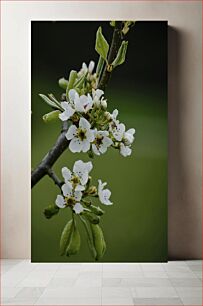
[31,21,167,262]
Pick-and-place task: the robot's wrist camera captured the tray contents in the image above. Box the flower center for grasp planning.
[95,135,103,146]
[65,196,76,206]
[71,175,80,188]
[78,128,86,141]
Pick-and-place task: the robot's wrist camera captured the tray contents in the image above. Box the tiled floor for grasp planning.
[1,260,202,305]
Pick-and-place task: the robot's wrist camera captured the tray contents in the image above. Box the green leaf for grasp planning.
[90,224,106,261]
[66,220,81,256]
[95,27,109,61]
[79,216,97,260]
[111,41,128,68]
[83,211,100,224]
[60,220,73,256]
[90,205,104,216]
[39,94,60,109]
[43,110,60,123]
[67,70,77,95]
[58,78,68,90]
[48,94,63,110]
[43,204,59,219]
[73,73,87,89]
[96,55,105,79]
[110,21,115,27]
[122,21,136,35]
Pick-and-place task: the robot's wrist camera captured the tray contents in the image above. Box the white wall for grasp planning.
[1,1,202,259]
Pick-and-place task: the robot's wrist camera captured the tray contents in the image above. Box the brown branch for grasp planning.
[98,21,123,91]
[31,122,68,188]
[31,21,124,189]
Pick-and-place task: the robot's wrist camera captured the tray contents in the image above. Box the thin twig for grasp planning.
[47,168,63,189]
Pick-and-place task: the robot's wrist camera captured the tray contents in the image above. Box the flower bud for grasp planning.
[43,204,59,219]
[84,211,100,224]
[43,110,60,123]
[88,186,97,195]
[94,97,101,108]
[101,98,107,110]
[104,111,111,121]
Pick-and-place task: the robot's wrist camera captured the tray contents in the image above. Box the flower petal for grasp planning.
[74,190,82,201]
[86,129,95,142]
[95,89,104,99]
[66,125,77,140]
[69,137,83,153]
[61,167,72,182]
[75,96,85,112]
[68,89,78,102]
[75,184,85,191]
[120,143,132,157]
[73,203,84,214]
[79,117,91,130]
[103,136,113,147]
[62,183,72,196]
[126,128,136,136]
[101,189,113,205]
[81,139,91,153]
[59,111,69,122]
[99,144,108,154]
[55,195,66,208]
[113,123,125,141]
[92,144,100,155]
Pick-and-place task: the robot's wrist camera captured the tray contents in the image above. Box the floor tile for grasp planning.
[143,271,168,278]
[166,271,197,278]
[3,297,38,305]
[102,297,133,305]
[47,277,76,288]
[140,263,165,272]
[15,287,45,298]
[41,286,101,298]
[124,277,172,287]
[175,287,202,298]
[103,270,143,278]
[133,297,183,305]
[102,277,123,287]
[133,286,178,298]
[102,287,132,298]
[164,265,192,272]
[180,296,202,305]
[186,260,202,266]
[35,297,102,305]
[169,277,202,287]
[2,287,22,299]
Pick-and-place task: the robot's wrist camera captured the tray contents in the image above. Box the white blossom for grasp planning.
[92,130,113,155]
[66,118,95,153]
[119,128,135,157]
[112,122,126,141]
[98,179,113,205]
[62,160,93,191]
[55,182,84,214]
[74,93,93,113]
[59,89,78,121]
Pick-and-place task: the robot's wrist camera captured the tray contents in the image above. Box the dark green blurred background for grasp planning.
[31,21,168,262]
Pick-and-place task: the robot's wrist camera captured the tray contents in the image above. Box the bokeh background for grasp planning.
[31,21,167,262]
